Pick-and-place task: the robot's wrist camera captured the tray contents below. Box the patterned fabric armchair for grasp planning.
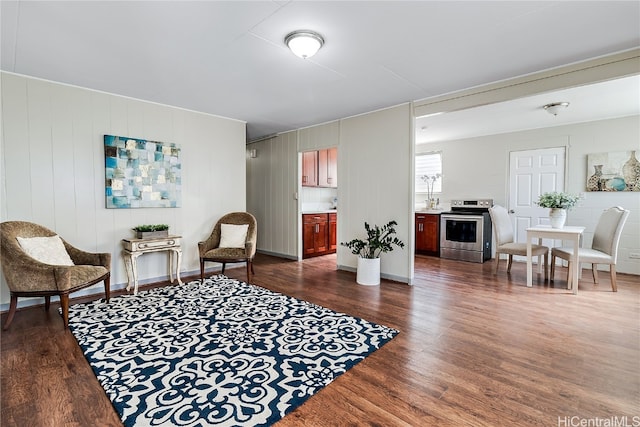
[0,221,110,330]
[198,212,257,283]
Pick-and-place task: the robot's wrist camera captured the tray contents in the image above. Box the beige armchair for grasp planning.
[198,212,257,283]
[551,206,629,291]
[1,221,110,330]
[489,205,549,277]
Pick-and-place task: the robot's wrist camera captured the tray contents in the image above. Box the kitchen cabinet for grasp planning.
[318,148,338,188]
[329,213,337,251]
[303,213,337,258]
[415,213,440,256]
[302,151,318,187]
[302,148,337,188]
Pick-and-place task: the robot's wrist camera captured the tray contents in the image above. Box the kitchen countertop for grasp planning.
[302,209,337,214]
[415,209,444,214]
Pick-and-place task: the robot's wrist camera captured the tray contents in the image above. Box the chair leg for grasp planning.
[544,252,549,280]
[44,296,51,311]
[221,263,226,275]
[591,264,599,284]
[610,265,617,292]
[104,275,111,302]
[60,293,70,329]
[200,258,205,282]
[3,295,18,331]
[246,260,252,283]
[507,255,513,273]
[550,254,556,281]
[493,254,500,274]
[251,261,255,275]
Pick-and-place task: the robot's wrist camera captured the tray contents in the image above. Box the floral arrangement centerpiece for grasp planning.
[536,191,581,228]
[420,173,441,209]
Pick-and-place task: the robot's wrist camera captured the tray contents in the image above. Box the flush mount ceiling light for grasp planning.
[284,30,324,59]
[543,102,570,116]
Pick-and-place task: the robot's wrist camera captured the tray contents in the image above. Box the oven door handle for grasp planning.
[442,214,485,220]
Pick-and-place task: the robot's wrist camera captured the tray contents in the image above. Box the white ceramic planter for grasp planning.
[549,208,567,229]
[356,257,380,286]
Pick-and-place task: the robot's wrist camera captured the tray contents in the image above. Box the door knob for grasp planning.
[509,209,515,214]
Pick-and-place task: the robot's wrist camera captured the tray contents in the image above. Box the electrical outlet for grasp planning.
[630,252,640,259]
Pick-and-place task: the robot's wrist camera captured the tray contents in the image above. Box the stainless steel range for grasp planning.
[440,199,493,263]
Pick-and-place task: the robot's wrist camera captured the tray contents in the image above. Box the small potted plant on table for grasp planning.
[341,220,405,286]
[536,192,580,228]
[133,224,169,239]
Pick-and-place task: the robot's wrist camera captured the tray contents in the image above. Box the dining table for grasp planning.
[526,225,585,294]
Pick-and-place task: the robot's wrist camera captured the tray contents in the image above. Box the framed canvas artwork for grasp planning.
[104,135,182,208]
[586,150,639,192]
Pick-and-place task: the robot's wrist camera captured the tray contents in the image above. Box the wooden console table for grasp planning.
[122,235,183,295]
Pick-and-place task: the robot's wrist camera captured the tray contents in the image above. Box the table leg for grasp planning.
[175,249,183,285]
[571,234,580,295]
[131,253,140,295]
[526,234,533,287]
[123,251,134,292]
[168,251,175,283]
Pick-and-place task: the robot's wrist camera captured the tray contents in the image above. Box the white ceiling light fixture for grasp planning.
[285,30,324,59]
[543,102,570,116]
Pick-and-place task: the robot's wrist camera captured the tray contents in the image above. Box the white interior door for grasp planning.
[509,147,566,245]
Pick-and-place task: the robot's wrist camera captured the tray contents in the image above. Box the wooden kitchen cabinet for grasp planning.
[302,148,337,188]
[318,148,338,188]
[329,213,337,251]
[303,213,337,258]
[302,151,318,187]
[415,213,440,256]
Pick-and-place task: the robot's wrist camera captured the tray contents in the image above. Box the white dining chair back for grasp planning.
[489,205,549,277]
[551,206,630,291]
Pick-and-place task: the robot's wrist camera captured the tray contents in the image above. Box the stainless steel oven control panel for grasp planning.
[450,199,493,208]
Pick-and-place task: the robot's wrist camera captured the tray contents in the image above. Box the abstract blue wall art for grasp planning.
[104,135,182,208]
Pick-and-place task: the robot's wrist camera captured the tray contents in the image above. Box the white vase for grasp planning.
[356,257,380,286]
[549,208,567,229]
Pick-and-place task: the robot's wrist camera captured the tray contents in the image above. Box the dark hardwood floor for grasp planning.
[2,253,639,426]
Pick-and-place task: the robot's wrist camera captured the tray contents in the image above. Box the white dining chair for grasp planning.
[550,206,630,291]
[489,205,549,277]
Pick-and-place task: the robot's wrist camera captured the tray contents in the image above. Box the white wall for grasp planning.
[1,72,247,309]
[417,115,640,275]
[337,104,413,282]
[246,131,299,259]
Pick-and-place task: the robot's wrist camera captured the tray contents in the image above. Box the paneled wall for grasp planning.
[246,131,299,258]
[1,72,247,309]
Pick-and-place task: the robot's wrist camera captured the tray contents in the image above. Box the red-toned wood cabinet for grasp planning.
[302,151,318,187]
[318,148,338,188]
[302,148,337,188]
[415,213,440,256]
[303,213,337,258]
[329,213,337,251]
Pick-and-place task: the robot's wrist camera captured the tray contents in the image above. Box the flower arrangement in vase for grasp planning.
[420,174,441,209]
[536,192,581,228]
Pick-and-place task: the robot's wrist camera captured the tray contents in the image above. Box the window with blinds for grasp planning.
[415,152,442,193]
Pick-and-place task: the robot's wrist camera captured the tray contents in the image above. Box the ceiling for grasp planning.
[1,1,639,142]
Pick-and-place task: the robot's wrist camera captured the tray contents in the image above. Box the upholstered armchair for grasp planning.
[1,221,111,330]
[198,212,257,283]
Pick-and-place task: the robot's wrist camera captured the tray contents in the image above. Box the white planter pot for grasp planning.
[356,257,380,286]
[549,208,567,229]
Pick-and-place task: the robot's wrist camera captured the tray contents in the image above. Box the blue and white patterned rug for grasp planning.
[67,275,398,426]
